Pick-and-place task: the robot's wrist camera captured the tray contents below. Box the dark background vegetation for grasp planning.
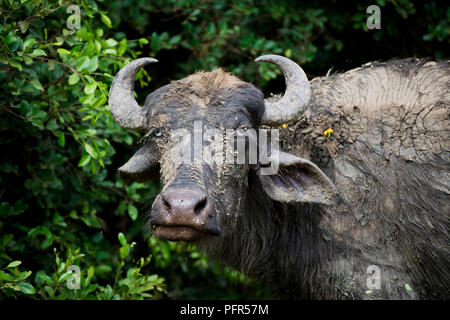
[0,0,448,299]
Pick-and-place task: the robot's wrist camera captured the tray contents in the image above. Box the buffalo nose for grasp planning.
[155,187,220,239]
[162,188,209,216]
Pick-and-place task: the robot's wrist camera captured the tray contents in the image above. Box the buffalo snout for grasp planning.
[152,187,220,241]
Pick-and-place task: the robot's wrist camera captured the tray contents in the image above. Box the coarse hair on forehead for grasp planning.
[145,69,244,108]
[172,68,245,97]
[145,68,265,124]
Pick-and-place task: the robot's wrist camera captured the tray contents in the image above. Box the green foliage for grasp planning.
[2,237,166,300]
[0,0,164,299]
[107,0,448,83]
[0,0,448,300]
[0,260,35,295]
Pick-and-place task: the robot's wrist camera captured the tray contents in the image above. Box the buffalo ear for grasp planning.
[119,141,160,182]
[258,151,338,205]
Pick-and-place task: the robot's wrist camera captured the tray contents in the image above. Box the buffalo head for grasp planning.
[109,55,337,242]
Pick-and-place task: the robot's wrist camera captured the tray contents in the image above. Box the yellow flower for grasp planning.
[282,124,287,129]
[323,128,334,137]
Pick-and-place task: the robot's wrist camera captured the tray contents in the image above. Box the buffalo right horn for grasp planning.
[109,57,158,131]
[255,55,311,125]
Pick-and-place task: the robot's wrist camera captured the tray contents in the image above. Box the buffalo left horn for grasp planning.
[109,57,158,131]
[255,55,311,125]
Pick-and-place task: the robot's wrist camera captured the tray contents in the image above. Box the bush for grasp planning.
[0,0,166,299]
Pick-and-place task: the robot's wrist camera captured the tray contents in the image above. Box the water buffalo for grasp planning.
[109,55,449,299]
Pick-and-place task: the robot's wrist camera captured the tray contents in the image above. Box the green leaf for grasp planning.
[5,34,18,45]
[18,21,30,33]
[7,260,21,268]
[405,283,412,291]
[87,266,95,279]
[78,154,91,167]
[9,61,22,71]
[106,38,118,47]
[101,14,112,28]
[118,232,127,246]
[5,34,19,52]
[58,132,65,147]
[18,282,35,295]
[23,38,37,51]
[139,38,149,46]
[37,272,54,284]
[423,34,433,41]
[96,264,112,275]
[16,271,32,281]
[57,48,71,55]
[29,49,47,58]
[58,271,72,283]
[84,143,98,158]
[23,56,33,65]
[118,39,127,56]
[30,79,44,91]
[170,35,181,45]
[0,270,11,281]
[44,285,53,297]
[68,73,80,85]
[92,94,107,108]
[120,246,129,260]
[84,81,97,94]
[76,56,90,71]
[80,93,95,105]
[87,56,98,73]
[94,39,102,53]
[128,203,138,221]
[104,48,117,55]
[284,48,292,58]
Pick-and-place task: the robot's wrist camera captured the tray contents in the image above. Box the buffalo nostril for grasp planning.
[161,188,210,216]
[162,196,171,210]
[157,188,218,236]
[194,197,207,215]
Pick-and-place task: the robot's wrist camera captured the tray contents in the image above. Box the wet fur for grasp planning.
[142,59,449,299]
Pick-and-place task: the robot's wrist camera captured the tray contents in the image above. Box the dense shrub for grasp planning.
[0,0,447,299]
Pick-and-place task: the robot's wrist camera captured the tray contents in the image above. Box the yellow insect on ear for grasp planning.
[323,128,334,137]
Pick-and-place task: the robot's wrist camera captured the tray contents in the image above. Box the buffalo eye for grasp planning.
[236,126,250,136]
[153,128,162,138]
